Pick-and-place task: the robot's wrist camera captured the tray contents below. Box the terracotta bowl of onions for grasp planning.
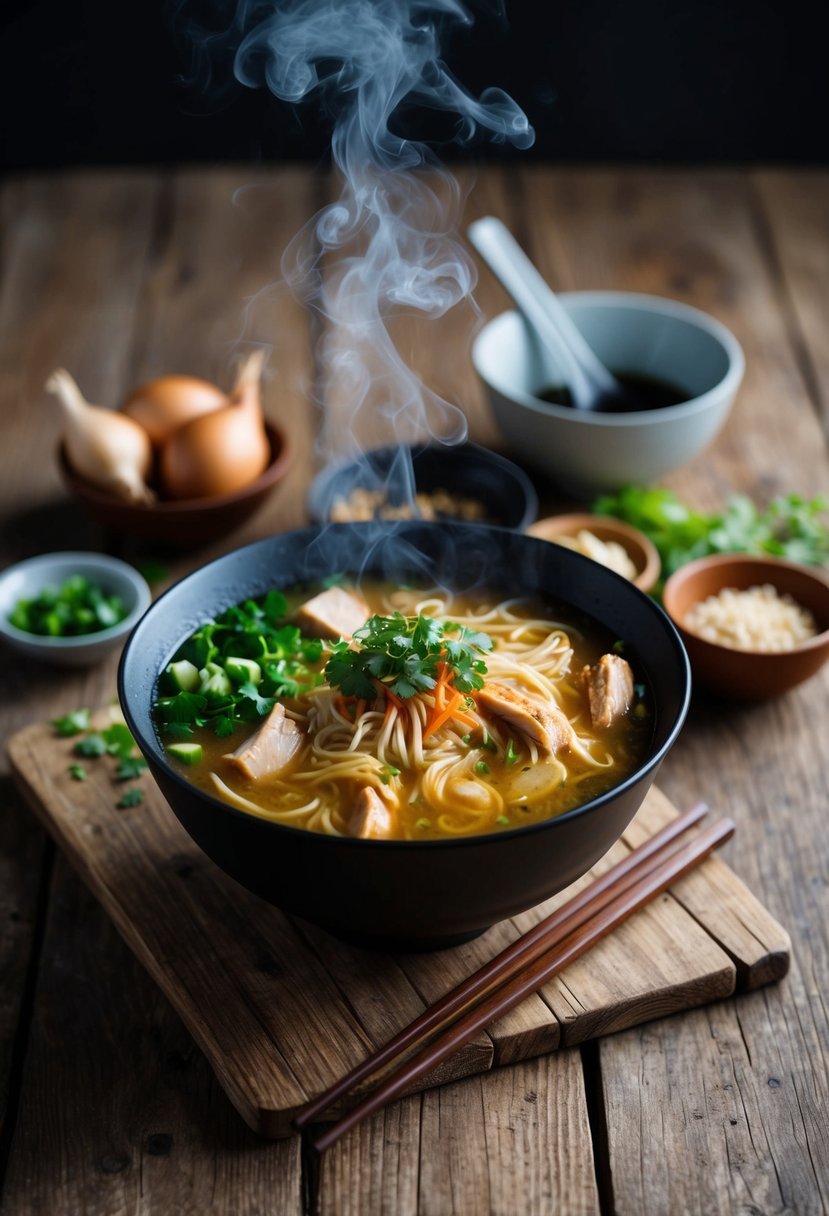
[50,352,292,546]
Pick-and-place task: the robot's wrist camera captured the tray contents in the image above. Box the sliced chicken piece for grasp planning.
[223,703,303,780]
[582,654,635,728]
[476,681,574,755]
[352,786,393,839]
[295,585,370,640]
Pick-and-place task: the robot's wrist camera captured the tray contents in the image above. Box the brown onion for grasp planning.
[122,375,227,446]
[158,352,270,500]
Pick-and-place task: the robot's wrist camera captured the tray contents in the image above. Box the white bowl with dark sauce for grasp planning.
[472,292,744,498]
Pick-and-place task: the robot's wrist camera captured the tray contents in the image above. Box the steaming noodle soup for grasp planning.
[153,582,651,841]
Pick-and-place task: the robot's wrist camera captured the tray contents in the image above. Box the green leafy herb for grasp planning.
[102,723,138,759]
[594,486,829,593]
[474,760,491,776]
[8,575,128,637]
[68,763,87,781]
[116,787,144,809]
[325,613,493,701]
[153,591,324,742]
[115,756,148,782]
[496,815,510,826]
[52,708,92,737]
[73,733,108,758]
[505,738,519,767]
[378,764,401,785]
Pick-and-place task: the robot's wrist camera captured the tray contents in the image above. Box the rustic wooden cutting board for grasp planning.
[7,716,790,1139]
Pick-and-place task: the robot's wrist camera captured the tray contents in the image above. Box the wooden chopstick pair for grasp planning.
[294,801,733,1153]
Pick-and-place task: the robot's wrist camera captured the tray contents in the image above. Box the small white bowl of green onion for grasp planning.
[0,552,151,666]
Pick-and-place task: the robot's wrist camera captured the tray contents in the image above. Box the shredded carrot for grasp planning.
[431,661,451,714]
[423,688,466,740]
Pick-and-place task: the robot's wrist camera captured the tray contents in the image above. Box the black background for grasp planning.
[2,0,828,170]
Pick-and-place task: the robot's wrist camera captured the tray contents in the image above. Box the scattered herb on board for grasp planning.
[57,709,148,808]
[52,708,92,736]
[115,756,148,782]
[326,613,493,701]
[153,590,325,740]
[594,487,829,592]
[9,575,127,637]
[117,788,144,809]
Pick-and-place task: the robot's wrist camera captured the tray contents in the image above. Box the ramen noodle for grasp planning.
[153,582,650,841]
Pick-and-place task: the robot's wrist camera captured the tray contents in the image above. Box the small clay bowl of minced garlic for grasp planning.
[663,553,829,700]
[526,513,661,593]
[50,352,292,546]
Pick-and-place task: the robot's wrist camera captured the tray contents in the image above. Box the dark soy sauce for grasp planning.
[537,370,688,413]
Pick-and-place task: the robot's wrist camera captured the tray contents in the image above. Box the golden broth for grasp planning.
[159,582,651,840]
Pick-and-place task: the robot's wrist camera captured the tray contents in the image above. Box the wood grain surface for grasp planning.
[7,719,788,1141]
[0,166,827,1215]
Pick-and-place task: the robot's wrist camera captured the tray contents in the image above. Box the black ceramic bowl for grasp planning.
[118,523,690,951]
[307,442,538,530]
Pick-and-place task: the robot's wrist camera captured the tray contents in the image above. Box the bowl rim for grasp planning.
[0,550,151,649]
[663,552,829,657]
[58,418,292,515]
[118,521,691,851]
[306,440,539,530]
[471,292,746,427]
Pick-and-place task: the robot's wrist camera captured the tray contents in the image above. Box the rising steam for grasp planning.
[226,0,534,463]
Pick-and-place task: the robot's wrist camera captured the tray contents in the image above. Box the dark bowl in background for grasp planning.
[307,442,538,530]
[58,420,292,547]
[118,522,690,951]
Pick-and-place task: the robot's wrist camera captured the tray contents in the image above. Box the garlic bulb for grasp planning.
[159,351,270,500]
[122,375,227,446]
[48,369,154,503]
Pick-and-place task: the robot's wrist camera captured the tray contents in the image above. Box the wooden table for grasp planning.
[1,166,827,1215]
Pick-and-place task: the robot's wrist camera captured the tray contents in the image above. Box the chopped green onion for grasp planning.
[9,575,128,637]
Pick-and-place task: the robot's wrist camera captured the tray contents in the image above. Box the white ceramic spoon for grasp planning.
[467,216,628,412]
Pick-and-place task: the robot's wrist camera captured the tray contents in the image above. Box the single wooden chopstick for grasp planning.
[294,800,709,1134]
[310,813,734,1153]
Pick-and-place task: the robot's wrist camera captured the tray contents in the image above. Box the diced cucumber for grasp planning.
[167,659,200,693]
[199,664,233,699]
[167,742,204,766]
[225,656,263,685]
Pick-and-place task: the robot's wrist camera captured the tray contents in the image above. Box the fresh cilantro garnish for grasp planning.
[115,756,148,782]
[52,708,92,737]
[325,613,493,701]
[162,721,195,741]
[153,591,325,742]
[68,763,87,781]
[117,788,144,809]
